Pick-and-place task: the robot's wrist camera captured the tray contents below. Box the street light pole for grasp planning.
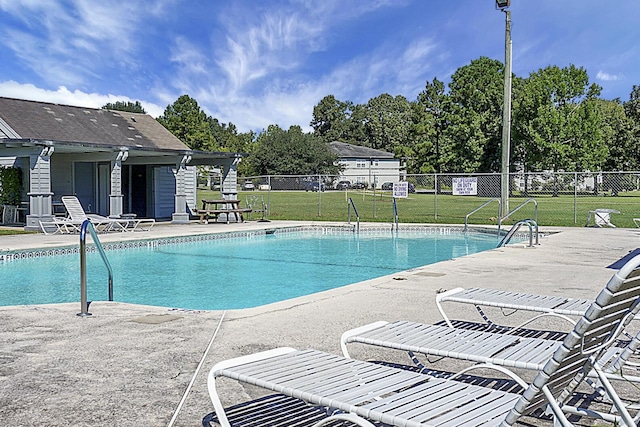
[499,4,512,218]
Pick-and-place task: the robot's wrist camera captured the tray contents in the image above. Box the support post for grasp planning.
[500,8,512,218]
[172,154,192,223]
[25,146,54,231]
[109,150,127,218]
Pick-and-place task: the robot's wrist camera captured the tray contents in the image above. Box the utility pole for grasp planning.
[497,1,512,218]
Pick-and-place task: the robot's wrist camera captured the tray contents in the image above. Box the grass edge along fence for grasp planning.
[198,171,640,228]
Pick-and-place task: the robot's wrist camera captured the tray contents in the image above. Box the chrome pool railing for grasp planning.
[498,218,539,248]
[464,197,501,233]
[78,219,113,316]
[392,197,399,232]
[347,197,360,233]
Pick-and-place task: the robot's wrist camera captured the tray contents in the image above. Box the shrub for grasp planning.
[0,167,23,205]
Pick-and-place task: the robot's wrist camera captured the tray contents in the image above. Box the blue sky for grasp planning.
[0,1,638,133]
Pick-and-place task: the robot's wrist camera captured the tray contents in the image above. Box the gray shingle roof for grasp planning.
[328,141,394,159]
[0,97,189,151]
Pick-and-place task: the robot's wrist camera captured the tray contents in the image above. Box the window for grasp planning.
[356,159,367,168]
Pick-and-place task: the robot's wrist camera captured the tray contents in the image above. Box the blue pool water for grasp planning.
[1,229,500,310]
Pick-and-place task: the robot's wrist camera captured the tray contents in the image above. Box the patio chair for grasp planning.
[60,195,154,232]
[39,216,84,234]
[59,196,123,232]
[1,204,19,224]
[435,287,593,330]
[208,260,640,427]
[340,255,640,415]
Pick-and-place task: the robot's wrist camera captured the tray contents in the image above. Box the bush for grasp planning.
[0,167,23,205]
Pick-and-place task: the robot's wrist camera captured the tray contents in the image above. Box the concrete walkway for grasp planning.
[0,222,639,426]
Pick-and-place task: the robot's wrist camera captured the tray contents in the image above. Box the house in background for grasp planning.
[328,141,401,188]
[0,97,244,230]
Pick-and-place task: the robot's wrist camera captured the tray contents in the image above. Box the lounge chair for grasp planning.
[39,216,84,234]
[435,287,594,329]
[61,195,154,232]
[207,259,640,427]
[339,255,640,416]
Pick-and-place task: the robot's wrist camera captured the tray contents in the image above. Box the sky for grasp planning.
[0,1,639,133]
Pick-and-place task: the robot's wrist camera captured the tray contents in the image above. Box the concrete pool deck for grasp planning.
[1,221,639,426]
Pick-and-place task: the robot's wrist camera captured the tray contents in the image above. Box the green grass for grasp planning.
[0,228,35,235]
[198,189,640,227]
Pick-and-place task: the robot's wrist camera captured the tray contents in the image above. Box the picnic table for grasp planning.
[196,199,252,224]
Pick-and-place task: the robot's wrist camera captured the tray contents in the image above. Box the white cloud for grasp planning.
[0,80,165,117]
[0,0,161,87]
[596,71,623,82]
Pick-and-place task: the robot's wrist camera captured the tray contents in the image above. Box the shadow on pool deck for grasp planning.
[1,221,639,426]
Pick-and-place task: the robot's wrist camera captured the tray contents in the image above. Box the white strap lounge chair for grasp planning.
[208,258,640,427]
[60,196,123,232]
[435,287,594,329]
[339,255,640,418]
[61,195,154,232]
[39,216,84,234]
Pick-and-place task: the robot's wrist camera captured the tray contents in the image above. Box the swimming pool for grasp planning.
[1,227,502,310]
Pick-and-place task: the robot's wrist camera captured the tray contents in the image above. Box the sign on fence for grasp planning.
[452,177,478,196]
[393,182,408,198]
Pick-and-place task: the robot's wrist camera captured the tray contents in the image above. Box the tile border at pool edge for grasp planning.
[0,224,513,262]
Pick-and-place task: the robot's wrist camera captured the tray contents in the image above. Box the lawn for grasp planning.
[198,188,640,228]
[0,228,34,235]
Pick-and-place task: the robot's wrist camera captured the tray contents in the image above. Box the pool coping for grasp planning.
[0,223,521,262]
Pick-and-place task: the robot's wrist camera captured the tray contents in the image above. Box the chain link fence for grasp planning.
[208,172,640,228]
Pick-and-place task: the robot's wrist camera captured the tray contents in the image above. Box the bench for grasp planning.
[196,208,252,224]
[196,199,252,224]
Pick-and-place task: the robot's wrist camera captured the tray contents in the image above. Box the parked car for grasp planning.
[381,182,415,193]
[242,181,255,191]
[304,181,325,192]
[335,180,351,190]
[381,182,394,191]
[352,182,366,189]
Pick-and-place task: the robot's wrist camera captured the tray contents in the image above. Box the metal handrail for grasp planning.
[464,197,501,233]
[347,197,360,233]
[504,198,538,224]
[78,219,113,316]
[498,218,539,247]
[392,197,399,231]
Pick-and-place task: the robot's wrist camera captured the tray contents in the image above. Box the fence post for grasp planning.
[373,180,377,219]
[317,174,322,217]
[267,175,271,217]
[434,173,438,221]
[574,171,578,224]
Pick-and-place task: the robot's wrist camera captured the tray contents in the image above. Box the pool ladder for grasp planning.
[78,219,113,316]
[347,197,360,233]
[498,219,539,247]
[464,198,501,233]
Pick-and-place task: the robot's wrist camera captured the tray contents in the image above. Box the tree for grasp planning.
[446,57,505,172]
[598,99,635,171]
[102,100,146,113]
[513,65,604,176]
[250,125,339,175]
[361,93,412,154]
[410,77,452,173]
[208,118,258,176]
[156,95,217,151]
[310,95,351,143]
[622,85,640,169]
